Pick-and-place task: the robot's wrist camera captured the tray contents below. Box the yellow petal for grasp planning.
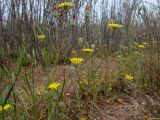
[70,57,83,64]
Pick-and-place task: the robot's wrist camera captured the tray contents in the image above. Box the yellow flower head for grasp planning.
[82,48,94,53]
[0,104,13,112]
[57,2,74,9]
[138,44,145,48]
[125,74,133,81]
[70,57,83,65]
[108,22,123,30]
[47,82,60,90]
[37,34,45,40]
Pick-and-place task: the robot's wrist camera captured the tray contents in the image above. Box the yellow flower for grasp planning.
[47,82,60,90]
[138,44,145,48]
[57,2,74,9]
[0,104,13,112]
[82,48,94,53]
[70,57,83,64]
[125,74,133,81]
[37,34,45,40]
[108,23,123,30]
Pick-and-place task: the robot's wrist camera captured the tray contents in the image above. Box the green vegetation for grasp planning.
[0,0,160,119]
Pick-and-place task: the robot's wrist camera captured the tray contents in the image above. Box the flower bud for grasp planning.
[78,37,83,45]
[91,44,96,50]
